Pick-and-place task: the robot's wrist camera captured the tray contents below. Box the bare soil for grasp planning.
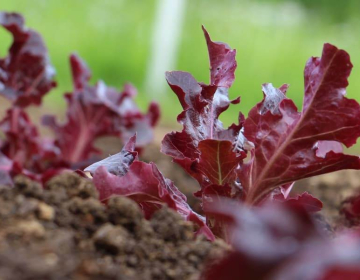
[0,173,226,280]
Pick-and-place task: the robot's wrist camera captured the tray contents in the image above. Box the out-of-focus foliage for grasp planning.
[1,0,360,128]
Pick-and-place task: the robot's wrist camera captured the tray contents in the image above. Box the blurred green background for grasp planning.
[1,0,360,128]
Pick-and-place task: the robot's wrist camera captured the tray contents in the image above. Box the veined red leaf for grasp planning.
[197,139,244,186]
[162,28,360,240]
[241,44,360,204]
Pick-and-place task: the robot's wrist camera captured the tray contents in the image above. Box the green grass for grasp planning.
[1,0,360,132]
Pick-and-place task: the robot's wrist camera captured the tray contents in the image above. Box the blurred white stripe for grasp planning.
[145,0,187,96]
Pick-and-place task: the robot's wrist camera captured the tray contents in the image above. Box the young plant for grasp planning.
[161,26,360,236]
[42,53,159,166]
[0,12,159,184]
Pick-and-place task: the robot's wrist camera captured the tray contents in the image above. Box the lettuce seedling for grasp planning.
[161,27,360,236]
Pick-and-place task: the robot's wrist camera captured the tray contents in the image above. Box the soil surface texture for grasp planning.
[0,173,226,280]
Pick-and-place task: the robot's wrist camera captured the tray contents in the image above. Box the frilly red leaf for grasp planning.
[240,44,360,204]
[0,12,56,107]
[87,136,214,240]
[161,27,243,203]
[160,28,360,236]
[202,25,237,88]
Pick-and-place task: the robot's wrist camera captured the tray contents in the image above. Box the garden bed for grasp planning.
[2,144,358,280]
[1,153,358,280]
[2,11,360,280]
[0,172,226,280]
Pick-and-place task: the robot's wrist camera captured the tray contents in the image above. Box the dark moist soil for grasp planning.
[0,173,227,280]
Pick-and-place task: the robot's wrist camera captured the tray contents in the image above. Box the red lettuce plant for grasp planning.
[3,12,360,278]
[42,54,159,166]
[85,26,360,243]
[0,12,159,185]
[161,26,360,236]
